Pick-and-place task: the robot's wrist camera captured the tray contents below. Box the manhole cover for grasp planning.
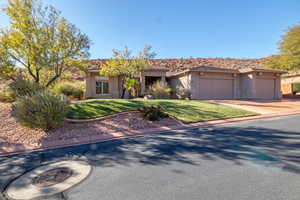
[5,160,91,200]
[32,167,73,187]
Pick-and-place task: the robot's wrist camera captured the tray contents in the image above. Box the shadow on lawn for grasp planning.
[67,100,250,121]
[67,100,147,119]
[157,101,251,122]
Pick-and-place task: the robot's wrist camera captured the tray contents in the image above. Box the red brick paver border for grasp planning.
[1,111,300,157]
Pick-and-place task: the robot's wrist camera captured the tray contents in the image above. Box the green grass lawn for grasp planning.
[67,99,257,123]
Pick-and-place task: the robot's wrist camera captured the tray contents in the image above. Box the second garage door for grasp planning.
[256,78,275,99]
[198,78,234,99]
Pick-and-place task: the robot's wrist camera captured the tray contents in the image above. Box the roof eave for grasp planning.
[143,67,169,71]
[240,68,287,74]
[189,69,239,73]
[281,73,300,78]
[167,68,239,77]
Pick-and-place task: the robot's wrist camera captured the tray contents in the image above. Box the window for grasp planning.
[95,76,109,94]
[96,81,109,94]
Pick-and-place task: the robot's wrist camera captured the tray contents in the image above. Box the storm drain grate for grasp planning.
[32,167,73,187]
[5,160,91,200]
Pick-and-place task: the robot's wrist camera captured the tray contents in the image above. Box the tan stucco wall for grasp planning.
[281,83,293,94]
[85,72,120,99]
[281,76,300,94]
[239,73,255,99]
[168,73,191,89]
[168,73,191,98]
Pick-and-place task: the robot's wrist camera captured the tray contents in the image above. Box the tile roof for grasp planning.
[89,57,275,73]
[284,72,300,78]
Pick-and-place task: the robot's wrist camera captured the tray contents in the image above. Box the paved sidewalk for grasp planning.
[213,99,300,114]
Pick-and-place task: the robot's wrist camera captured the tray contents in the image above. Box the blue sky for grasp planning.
[0,0,299,59]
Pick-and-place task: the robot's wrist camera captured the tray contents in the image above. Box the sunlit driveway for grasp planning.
[1,115,300,200]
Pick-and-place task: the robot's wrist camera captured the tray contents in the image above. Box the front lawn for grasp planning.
[67,99,257,123]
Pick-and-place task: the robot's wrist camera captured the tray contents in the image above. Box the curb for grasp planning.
[1,111,300,157]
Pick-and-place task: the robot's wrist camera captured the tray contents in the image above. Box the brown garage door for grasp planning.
[199,79,234,99]
[256,79,275,99]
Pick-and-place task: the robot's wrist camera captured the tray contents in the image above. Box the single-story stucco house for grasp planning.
[85,58,286,100]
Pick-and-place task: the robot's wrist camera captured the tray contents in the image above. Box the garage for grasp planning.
[256,78,275,99]
[198,78,234,99]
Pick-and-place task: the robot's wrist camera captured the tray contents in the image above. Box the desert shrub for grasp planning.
[53,81,84,99]
[13,91,70,130]
[71,87,84,99]
[293,83,300,94]
[0,87,15,102]
[176,87,191,99]
[9,79,45,98]
[138,105,168,121]
[148,81,172,99]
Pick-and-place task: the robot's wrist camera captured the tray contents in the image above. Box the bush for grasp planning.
[9,79,45,98]
[124,78,141,98]
[13,91,70,130]
[53,81,84,99]
[138,105,168,121]
[176,87,191,100]
[0,87,15,102]
[148,81,172,99]
[293,83,300,94]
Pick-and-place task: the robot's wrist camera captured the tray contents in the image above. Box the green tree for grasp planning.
[0,47,19,80]
[263,24,300,71]
[0,0,91,87]
[100,45,156,98]
[124,78,141,98]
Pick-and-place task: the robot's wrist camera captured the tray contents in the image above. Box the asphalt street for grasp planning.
[1,115,300,200]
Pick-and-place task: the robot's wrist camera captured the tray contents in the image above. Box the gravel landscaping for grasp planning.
[0,102,181,148]
[0,99,256,155]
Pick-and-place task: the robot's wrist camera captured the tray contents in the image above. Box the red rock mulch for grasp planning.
[0,102,181,152]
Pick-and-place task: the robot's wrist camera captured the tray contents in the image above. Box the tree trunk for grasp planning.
[121,88,126,99]
[128,89,133,99]
[120,77,126,98]
[45,75,59,88]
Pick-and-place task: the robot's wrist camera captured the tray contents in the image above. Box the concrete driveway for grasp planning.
[1,115,300,200]
[214,99,300,114]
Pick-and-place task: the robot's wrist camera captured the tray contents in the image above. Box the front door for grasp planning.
[145,76,162,90]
